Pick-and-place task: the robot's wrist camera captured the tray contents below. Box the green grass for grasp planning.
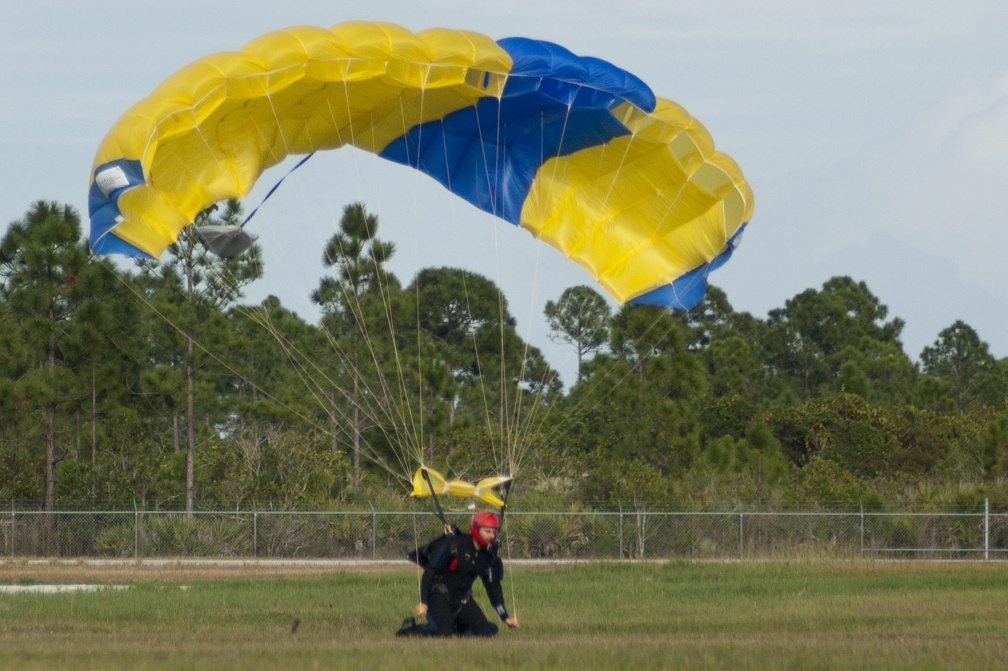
[2,560,1008,670]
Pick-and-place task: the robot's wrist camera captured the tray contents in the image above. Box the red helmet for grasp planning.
[471,511,500,547]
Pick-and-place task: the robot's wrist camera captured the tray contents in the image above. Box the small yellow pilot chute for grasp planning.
[411,467,512,510]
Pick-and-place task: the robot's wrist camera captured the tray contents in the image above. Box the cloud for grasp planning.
[863,76,1008,294]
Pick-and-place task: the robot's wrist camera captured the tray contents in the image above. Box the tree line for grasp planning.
[2,199,1007,518]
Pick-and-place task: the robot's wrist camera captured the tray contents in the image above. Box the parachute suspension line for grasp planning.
[492,81,531,478]
[246,311,378,455]
[381,86,437,472]
[450,264,505,475]
[365,90,430,473]
[252,263,409,477]
[528,304,686,460]
[197,57,655,502]
[422,81,514,480]
[258,86,408,474]
[242,82,423,486]
[341,79,442,483]
[240,303,413,482]
[480,79,553,479]
[528,92,620,443]
[503,104,553,476]
[319,88,430,484]
[479,96,531,478]
[498,104,549,477]
[511,90,630,469]
[424,67,514,480]
[493,102,552,478]
[467,90,517,478]
[492,91,518,475]
[405,77,429,468]
[238,152,316,228]
[322,249,417,480]
[155,91,400,468]
[312,80,423,484]
[106,267,345,445]
[463,91,504,475]
[329,81,393,460]
[118,248,434,489]
[496,479,519,621]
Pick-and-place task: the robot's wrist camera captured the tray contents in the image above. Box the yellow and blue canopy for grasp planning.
[89,22,753,309]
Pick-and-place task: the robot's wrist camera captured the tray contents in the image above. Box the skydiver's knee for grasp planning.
[422,614,457,637]
[468,621,498,637]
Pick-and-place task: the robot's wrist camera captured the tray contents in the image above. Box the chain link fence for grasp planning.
[3,505,1008,560]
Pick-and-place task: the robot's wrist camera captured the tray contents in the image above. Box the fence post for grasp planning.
[860,504,864,557]
[618,506,624,559]
[640,509,647,561]
[739,511,744,559]
[984,498,990,561]
[253,511,258,559]
[133,504,139,559]
[370,503,377,559]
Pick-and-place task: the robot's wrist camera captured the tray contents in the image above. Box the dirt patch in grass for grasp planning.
[0,558,408,583]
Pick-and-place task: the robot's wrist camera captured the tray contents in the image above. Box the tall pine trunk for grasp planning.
[186,333,196,515]
[352,360,361,491]
[44,331,58,554]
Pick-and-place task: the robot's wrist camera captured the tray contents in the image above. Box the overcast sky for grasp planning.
[3,1,1007,387]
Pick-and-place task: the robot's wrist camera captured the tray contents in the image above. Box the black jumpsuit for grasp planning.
[400,531,510,637]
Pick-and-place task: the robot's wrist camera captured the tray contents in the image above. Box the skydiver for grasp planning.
[396,510,520,637]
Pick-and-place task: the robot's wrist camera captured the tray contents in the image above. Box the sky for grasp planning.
[3,1,1007,388]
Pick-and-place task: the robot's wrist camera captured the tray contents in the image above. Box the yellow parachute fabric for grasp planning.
[90,22,509,259]
[411,467,511,509]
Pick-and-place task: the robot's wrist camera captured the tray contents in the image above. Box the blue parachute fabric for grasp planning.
[629,226,747,309]
[378,37,656,224]
[88,158,153,257]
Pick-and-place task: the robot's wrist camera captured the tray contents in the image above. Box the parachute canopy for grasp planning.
[89,21,753,309]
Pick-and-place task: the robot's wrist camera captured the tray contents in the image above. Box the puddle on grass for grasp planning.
[0,584,133,594]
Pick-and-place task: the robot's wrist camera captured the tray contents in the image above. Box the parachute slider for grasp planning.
[195,225,259,257]
[411,467,512,509]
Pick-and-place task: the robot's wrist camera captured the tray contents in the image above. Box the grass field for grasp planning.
[1,558,1007,670]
